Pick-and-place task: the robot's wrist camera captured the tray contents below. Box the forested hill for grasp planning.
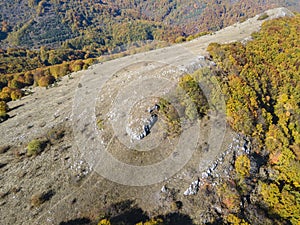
[0,0,300,49]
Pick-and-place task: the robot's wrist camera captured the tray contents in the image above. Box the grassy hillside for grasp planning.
[0,2,299,121]
[80,13,300,225]
[94,12,300,225]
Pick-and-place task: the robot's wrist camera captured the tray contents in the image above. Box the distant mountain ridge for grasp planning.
[0,0,299,49]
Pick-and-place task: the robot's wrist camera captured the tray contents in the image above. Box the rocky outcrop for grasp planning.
[137,104,160,140]
[183,178,201,196]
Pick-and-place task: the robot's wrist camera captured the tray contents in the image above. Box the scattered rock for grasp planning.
[27,124,34,129]
[70,159,92,180]
[201,172,209,179]
[202,142,209,152]
[214,205,222,214]
[184,178,200,196]
[39,121,46,127]
[161,185,168,193]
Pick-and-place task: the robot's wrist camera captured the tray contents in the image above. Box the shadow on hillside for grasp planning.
[106,200,149,225]
[9,103,24,112]
[160,212,195,225]
[59,217,91,225]
[104,200,195,225]
[58,200,195,225]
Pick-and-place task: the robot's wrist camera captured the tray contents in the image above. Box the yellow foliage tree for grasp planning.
[235,155,250,178]
[98,219,111,225]
[226,214,250,225]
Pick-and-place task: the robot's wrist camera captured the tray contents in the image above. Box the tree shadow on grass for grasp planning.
[104,200,195,225]
[159,212,195,225]
[105,200,149,225]
[61,200,195,225]
[59,217,91,225]
[8,103,24,112]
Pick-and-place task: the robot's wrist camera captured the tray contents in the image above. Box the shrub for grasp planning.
[0,111,9,123]
[30,190,54,207]
[184,103,198,121]
[218,182,240,212]
[8,79,24,89]
[27,139,46,156]
[98,219,111,225]
[1,86,12,94]
[257,13,269,20]
[49,63,70,78]
[0,91,11,101]
[0,100,9,120]
[30,193,44,207]
[178,74,208,120]
[24,72,34,85]
[235,155,250,178]
[186,35,195,41]
[33,69,44,85]
[0,100,9,111]
[97,118,105,130]
[83,58,95,70]
[226,214,250,225]
[10,89,23,100]
[70,60,84,72]
[175,36,186,43]
[0,112,9,123]
[84,58,95,66]
[38,75,55,87]
[158,98,181,136]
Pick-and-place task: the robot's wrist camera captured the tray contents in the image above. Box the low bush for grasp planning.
[98,219,111,225]
[235,154,250,178]
[257,13,269,20]
[0,91,11,101]
[175,36,186,43]
[158,98,181,136]
[10,89,23,100]
[27,139,47,156]
[0,101,9,122]
[38,75,55,87]
[226,214,250,225]
[30,189,54,207]
[177,74,208,120]
[70,60,84,72]
[47,127,65,142]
